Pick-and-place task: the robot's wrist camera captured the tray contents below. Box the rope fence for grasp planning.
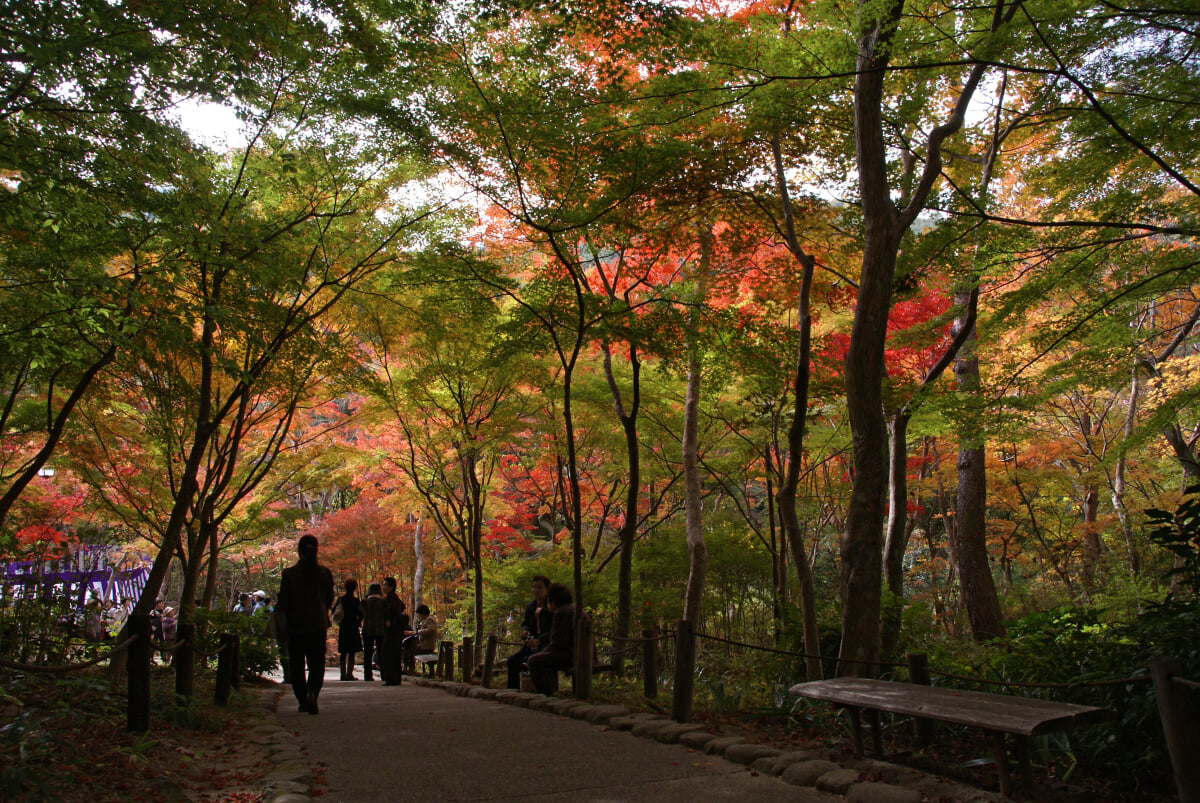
[149,638,187,652]
[694,630,907,670]
[194,641,227,659]
[581,627,1155,693]
[601,631,675,659]
[0,635,138,674]
[926,666,1151,690]
[1171,674,1200,691]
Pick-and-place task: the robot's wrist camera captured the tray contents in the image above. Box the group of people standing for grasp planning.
[275,535,439,715]
[333,577,438,685]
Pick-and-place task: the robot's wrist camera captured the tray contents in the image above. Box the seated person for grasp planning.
[506,575,552,689]
[405,603,438,671]
[525,583,574,695]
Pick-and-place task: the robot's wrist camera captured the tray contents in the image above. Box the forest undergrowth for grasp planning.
[0,667,277,803]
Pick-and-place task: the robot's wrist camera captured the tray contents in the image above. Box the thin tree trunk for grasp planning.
[953,305,1006,642]
[769,131,822,680]
[682,229,711,625]
[1112,366,1141,575]
[881,410,911,660]
[601,339,641,677]
[413,513,425,607]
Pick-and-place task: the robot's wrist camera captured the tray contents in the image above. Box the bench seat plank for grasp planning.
[789,677,1107,736]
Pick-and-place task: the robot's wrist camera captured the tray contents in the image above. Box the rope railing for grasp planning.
[926,666,1151,690]
[0,635,138,674]
[1171,674,1200,691]
[694,630,906,670]
[149,638,187,652]
[688,629,1151,692]
[602,631,675,658]
[194,641,227,659]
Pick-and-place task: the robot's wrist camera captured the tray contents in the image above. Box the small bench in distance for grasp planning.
[413,653,438,676]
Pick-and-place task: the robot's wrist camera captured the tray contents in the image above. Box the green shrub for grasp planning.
[194,608,279,677]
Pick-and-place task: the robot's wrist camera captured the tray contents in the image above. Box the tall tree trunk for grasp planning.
[601,339,641,677]
[412,513,425,607]
[1112,367,1141,575]
[682,229,711,625]
[765,458,783,642]
[880,410,912,660]
[953,306,1006,641]
[768,131,823,679]
[843,0,1013,673]
[1078,411,1102,595]
[672,227,710,722]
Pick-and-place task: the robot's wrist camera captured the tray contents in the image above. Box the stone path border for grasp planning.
[407,677,1010,803]
[248,689,317,803]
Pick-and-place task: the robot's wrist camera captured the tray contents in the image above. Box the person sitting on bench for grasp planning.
[526,583,574,695]
[405,603,438,670]
[506,575,552,689]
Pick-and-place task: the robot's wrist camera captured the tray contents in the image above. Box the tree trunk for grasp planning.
[881,409,911,660]
[1078,411,1102,594]
[413,513,425,606]
[842,0,1010,671]
[1112,366,1141,575]
[952,300,1006,642]
[682,229,711,625]
[601,336,641,677]
[769,131,822,679]
[839,0,907,677]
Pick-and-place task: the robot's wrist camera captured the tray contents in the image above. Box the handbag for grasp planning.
[331,600,345,626]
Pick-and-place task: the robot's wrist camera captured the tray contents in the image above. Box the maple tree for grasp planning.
[7,3,1200,790]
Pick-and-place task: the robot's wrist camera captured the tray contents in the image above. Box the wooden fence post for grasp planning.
[127,613,151,732]
[643,628,658,699]
[441,640,454,680]
[907,652,934,746]
[174,622,195,702]
[1151,656,1200,802]
[230,635,241,690]
[461,636,473,683]
[215,634,235,706]
[671,618,695,722]
[482,634,498,688]
[574,614,594,701]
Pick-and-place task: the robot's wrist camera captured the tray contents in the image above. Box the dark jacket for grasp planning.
[277,559,334,634]
[534,604,574,662]
[521,598,552,644]
[383,592,408,637]
[361,593,386,638]
[336,593,363,653]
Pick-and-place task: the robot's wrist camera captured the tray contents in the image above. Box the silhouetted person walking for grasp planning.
[277,534,334,714]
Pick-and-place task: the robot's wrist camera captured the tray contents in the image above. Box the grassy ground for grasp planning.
[0,664,277,802]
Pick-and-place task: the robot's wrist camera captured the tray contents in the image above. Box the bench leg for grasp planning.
[1015,735,1032,788]
[866,708,884,757]
[991,731,1012,797]
[847,706,865,756]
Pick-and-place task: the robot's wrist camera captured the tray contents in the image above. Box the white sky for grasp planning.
[173,99,248,150]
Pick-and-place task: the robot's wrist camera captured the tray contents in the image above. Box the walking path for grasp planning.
[257,668,1007,803]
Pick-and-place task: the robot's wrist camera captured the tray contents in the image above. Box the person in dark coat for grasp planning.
[380,576,409,686]
[526,583,574,695]
[277,534,335,714]
[335,579,364,680]
[360,582,386,681]
[506,575,552,689]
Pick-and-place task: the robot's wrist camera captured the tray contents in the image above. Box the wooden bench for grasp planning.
[790,677,1109,795]
[413,653,438,675]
